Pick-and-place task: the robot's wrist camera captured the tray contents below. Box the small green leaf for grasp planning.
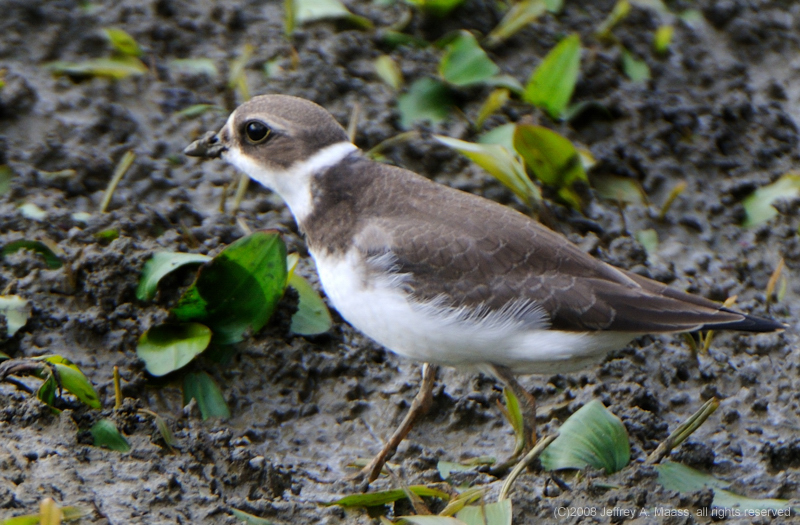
[742,172,800,227]
[374,55,403,90]
[484,0,547,49]
[230,508,274,525]
[1,240,62,269]
[541,399,630,474]
[456,499,512,525]
[621,48,650,83]
[593,174,646,204]
[172,232,287,344]
[1,506,87,525]
[54,363,102,408]
[137,252,212,301]
[0,295,31,337]
[397,78,453,129]
[95,228,119,244]
[169,58,218,77]
[103,28,142,57]
[288,273,332,336]
[33,355,102,409]
[635,229,658,258]
[656,461,794,512]
[439,31,500,87]
[91,418,131,452]
[0,165,13,195]
[544,0,563,12]
[434,134,541,208]
[437,460,476,480]
[45,56,148,79]
[327,485,450,507]
[136,323,212,377]
[524,33,581,119]
[183,371,231,420]
[406,0,466,17]
[18,203,46,220]
[398,518,466,525]
[478,122,516,150]
[653,25,674,55]
[476,88,509,129]
[595,0,631,39]
[176,104,225,118]
[37,374,57,407]
[513,124,586,208]
[292,0,373,29]
[0,351,9,360]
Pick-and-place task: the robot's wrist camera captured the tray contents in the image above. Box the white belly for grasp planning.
[311,248,635,375]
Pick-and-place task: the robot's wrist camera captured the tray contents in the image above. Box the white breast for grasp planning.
[311,248,636,375]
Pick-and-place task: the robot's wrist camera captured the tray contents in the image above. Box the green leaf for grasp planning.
[0,295,31,337]
[0,165,13,195]
[169,58,218,77]
[34,355,102,409]
[513,124,586,208]
[406,0,466,17]
[398,518,466,525]
[439,31,500,87]
[540,399,630,474]
[635,229,658,259]
[593,174,646,204]
[176,104,225,118]
[326,485,450,507]
[524,33,581,119]
[91,419,131,452]
[288,273,332,336]
[656,461,794,512]
[2,506,87,525]
[456,499,512,525]
[136,323,212,377]
[103,28,142,57]
[621,48,650,83]
[292,0,373,30]
[544,0,563,12]
[1,240,62,269]
[136,252,212,301]
[476,88,509,129]
[478,123,516,150]
[742,172,800,227]
[183,371,231,420]
[595,0,631,39]
[0,351,9,361]
[397,78,453,130]
[45,56,148,79]
[37,374,57,407]
[434,134,541,208]
[172,231,288,344]
[18,203,46,220]
[437,460,476,480]
[484,0,547,49]
[653,25,674,55]
[230,508,274,525]
[374,55,403,90]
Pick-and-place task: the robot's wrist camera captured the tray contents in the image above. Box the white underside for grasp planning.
[313,248,637,375]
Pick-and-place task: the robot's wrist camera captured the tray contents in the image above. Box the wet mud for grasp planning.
[0,1,799,524]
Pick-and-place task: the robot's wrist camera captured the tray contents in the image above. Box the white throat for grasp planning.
[225,141,358,224]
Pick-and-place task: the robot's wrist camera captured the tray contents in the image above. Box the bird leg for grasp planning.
[491,365,537,473]
[352,363,439,486]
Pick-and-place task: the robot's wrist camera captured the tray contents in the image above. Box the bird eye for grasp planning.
[244,120,271,144]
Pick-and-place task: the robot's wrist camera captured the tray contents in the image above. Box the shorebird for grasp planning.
[185,94,783,484]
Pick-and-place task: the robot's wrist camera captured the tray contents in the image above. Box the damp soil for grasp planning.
[1,1,799,524]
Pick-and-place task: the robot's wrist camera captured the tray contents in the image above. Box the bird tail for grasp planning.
[700,309,786,333]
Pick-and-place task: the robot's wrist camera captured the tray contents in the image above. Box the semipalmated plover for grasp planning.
[185,94,784,483]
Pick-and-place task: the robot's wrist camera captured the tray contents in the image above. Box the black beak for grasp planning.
[184,131,227,159]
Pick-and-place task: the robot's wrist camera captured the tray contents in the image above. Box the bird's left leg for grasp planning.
[352,363,439,486]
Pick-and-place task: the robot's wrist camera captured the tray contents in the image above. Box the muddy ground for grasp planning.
[1,0,799,523]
